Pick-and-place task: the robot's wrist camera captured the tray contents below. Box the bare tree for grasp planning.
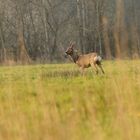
[15,0,31,64]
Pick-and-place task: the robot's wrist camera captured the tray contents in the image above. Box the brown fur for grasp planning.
[65,43,105,74]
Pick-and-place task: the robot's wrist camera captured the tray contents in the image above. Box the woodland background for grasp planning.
[0,0,140,64]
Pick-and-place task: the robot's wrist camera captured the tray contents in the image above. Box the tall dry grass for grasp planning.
[0,61,140,140]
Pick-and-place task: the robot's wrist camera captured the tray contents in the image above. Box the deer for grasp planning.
[65,42,105,74]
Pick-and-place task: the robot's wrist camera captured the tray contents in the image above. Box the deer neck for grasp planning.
[70,51,79,63]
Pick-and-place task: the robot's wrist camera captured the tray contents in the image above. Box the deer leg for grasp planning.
[94,64,99,74]
[91,63,99,74]
[97,64,105,74]
[80,67,84,75]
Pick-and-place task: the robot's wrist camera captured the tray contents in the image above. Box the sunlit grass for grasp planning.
[0,61,140,140]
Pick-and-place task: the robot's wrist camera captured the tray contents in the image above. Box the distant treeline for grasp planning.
[0,0,140,64]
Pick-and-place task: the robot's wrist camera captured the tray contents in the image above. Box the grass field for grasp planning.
[0,60,140,140]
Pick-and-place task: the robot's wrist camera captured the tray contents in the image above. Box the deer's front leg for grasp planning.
[98,64,105,74]
[91,63,99,74]
[79,67,84,75]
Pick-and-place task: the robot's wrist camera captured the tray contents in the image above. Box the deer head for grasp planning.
[65,42,75,56]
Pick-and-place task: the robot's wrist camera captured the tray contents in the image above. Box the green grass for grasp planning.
[0,61,140,140]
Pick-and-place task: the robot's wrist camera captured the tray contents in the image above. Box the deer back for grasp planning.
[76,52,98,67]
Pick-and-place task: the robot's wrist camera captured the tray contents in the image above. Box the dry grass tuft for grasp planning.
[41,69,80,78]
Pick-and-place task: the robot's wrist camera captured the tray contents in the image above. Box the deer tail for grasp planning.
[94,56,102,65]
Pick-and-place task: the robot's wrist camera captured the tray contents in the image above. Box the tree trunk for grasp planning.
[102,16,111,59]
[114,0,122,58]
[96,0,102,56]
[131,0,140,58]
[77,0,84,53]
[0,22,6,63]
[17,11,31,64]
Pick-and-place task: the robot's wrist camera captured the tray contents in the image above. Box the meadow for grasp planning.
[0,60,140,140]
